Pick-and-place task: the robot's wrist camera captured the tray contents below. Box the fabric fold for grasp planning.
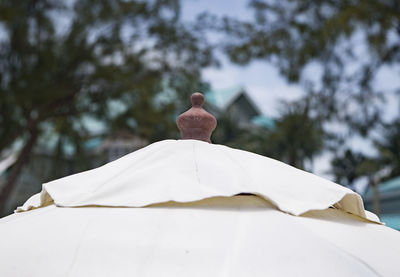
[16,139,380,224]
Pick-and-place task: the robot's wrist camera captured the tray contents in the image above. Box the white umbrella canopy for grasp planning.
[1,93,399,277]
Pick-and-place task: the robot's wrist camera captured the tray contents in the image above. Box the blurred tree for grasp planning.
[212,114,270,155]
[331,149,367,188]
[331,148,380,212]
[263,99,325,170]
[0,0,214,213]
[212,98,325,170]
[211,114,247,145]
[330,117,400,215]
[217,0,399,134]
[375,119,400,179]
[205,0,400,194]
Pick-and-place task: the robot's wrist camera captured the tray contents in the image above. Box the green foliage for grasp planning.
[331,118,400,188]
[1,0,399,202]
[331,149,369,188]
[208,0,400,184]
[212,98,325,170]
[212,114,270,156]
[263,99,325,170]
[0,0,214,154]
[0,0,215,212]
[218,0,399,134]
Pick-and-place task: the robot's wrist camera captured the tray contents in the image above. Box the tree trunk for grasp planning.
[371,179,381,217]
[0,128,38,215]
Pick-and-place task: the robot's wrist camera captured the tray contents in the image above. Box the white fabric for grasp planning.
[1,196,399,277]
[2,140,400,276]
[17,139,372,221]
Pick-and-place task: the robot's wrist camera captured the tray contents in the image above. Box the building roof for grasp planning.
[98,131,148,151]
[252,115,276,129]
[205,86,275,130]
[363,176,400,199]
[363,176,400,230]
[84,137,103,150]
[380,214,400,230]
[205,86,244,110]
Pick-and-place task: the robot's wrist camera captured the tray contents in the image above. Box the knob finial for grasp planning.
[176,92,217,143]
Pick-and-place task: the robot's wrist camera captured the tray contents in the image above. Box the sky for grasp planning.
[181,0,400,188]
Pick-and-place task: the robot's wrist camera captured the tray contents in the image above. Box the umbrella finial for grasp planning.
[177,92,217,143]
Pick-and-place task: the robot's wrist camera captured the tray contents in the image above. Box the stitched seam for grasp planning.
[66,218,91,277]
[192,141,201,186]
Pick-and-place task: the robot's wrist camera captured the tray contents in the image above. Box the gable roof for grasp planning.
[205,86,261,112]
[380,214,400,230]
[252,115,276,129]
[205,86,275,130]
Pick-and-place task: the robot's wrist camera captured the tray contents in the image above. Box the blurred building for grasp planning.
[205,86,275,130]
[363,176,400,230]
[95,131,148,164]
